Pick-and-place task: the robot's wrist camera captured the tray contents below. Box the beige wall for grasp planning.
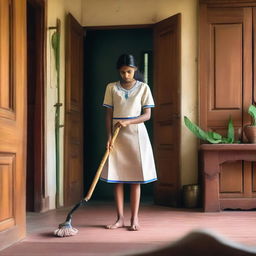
[82,0,199,186]
[46,0,82,209]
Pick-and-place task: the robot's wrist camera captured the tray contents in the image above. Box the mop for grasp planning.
[54,126,121,237]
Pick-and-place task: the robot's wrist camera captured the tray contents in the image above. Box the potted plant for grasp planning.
[244,104,256,143]
[184,116,238,144]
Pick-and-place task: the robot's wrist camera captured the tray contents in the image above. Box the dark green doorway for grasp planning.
[83,28,154,201]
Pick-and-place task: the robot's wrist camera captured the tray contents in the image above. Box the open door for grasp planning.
[26,0,47,213]
[153,14,181,206]
[64,13,84,206]
[0,0,27,249]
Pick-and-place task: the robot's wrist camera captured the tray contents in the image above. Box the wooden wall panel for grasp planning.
[200,2,256,209]
[213,24,242,110]
[254,8,256,104]
[206,8,245,128]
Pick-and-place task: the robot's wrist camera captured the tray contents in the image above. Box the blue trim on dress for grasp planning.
[100,177,157,184]
[103,104,113,109]
[113,116,139,120]
[116,81,141,100]
[143,105,155,108]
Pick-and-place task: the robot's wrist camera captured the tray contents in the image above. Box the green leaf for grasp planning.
[207,131,222,140]
[248,105,256,126]
[227,117,234,143]
[184,116,222,144]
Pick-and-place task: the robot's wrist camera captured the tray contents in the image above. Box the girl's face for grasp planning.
[119,66,137,83]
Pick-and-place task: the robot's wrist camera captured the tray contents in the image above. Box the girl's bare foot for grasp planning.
[128,218,140,231]
[105,218,124,229]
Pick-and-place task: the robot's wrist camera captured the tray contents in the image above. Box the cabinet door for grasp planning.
[200,5,255,208]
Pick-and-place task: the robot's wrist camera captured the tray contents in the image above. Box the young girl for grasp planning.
[100,54,157,231]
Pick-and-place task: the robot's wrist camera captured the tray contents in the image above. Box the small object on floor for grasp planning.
[54,220,78,237]
[54,200,83,237]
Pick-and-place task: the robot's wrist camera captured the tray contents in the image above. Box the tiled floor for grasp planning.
[1,201,256,255]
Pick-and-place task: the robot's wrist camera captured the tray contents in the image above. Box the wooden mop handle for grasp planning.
[84,126,121,201]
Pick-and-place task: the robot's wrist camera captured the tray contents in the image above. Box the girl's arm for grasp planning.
[115,108,151,128]
[106,107,113,150]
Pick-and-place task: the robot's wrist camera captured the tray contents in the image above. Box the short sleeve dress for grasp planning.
[100,80,157,184]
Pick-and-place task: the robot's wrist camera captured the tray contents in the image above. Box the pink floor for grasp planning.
[1,201,256,255]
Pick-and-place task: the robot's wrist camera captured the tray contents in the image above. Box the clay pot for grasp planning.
[183,184,200,208]
[244,125,256,143]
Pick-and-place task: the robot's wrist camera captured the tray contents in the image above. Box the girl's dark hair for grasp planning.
[116,54,137,69]
[116,54,144,82]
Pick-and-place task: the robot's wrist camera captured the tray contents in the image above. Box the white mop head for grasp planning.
[54,226,78,237]
[54,220,78,237]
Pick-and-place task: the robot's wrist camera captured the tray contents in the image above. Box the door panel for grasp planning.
[0,154,15,232]
[219,162,243,193]
[153,14,181,206]
[0,0,26,249]
[252,164,256,192]
[200,7,251,129]
[206,8,248,127]
[64,13,84,206]
[213,24,242,109]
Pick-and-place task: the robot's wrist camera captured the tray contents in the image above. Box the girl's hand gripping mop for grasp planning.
[54,126,121,237]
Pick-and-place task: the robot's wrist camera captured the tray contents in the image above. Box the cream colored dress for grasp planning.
[100,80,157,184]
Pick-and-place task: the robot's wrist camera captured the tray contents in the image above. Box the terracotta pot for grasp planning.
[244,125,256,143]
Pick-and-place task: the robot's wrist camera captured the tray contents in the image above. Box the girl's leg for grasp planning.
[129,184,141,231]
[106,183,125,229]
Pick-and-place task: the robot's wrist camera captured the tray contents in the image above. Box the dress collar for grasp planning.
[116,80,140,92]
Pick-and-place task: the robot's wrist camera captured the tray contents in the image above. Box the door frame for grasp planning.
[83,20,181,203]
[26,0,47,212]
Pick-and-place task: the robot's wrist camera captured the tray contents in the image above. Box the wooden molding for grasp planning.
[85,24,153,31]
[200,0,256,7]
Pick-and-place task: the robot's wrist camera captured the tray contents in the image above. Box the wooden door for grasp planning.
[26,0,47,212]
[64,13,84,206]
[0,0,26,249]
[200,2,256,209]
[153,14,181,206]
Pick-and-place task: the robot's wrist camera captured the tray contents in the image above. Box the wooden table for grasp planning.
[200,144,256,212]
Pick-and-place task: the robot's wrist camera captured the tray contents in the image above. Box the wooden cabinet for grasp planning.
[200,144,256,211]
[199,0,256,209]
